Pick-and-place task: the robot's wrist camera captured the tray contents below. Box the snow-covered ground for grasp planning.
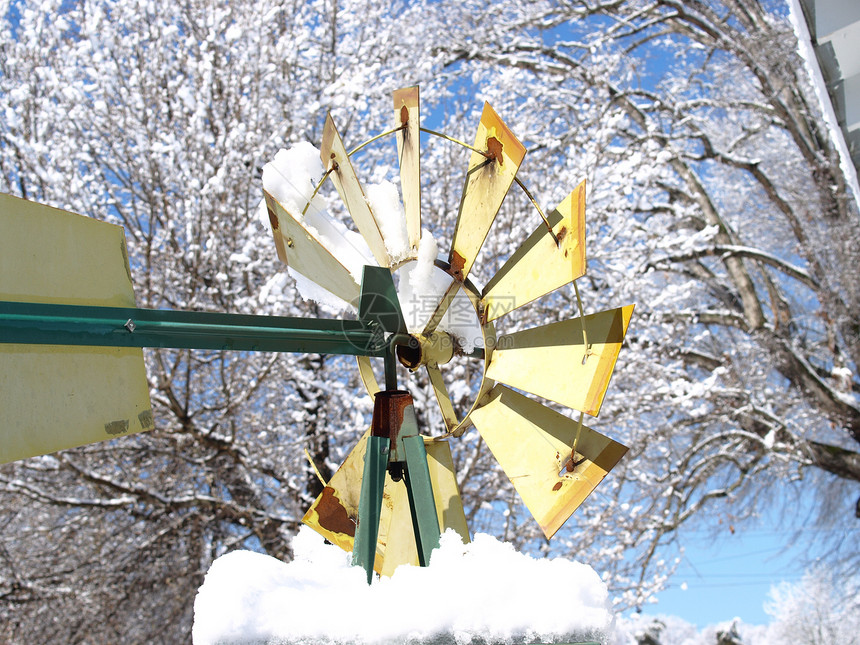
[193,527,614,645]
[193,526,860,645]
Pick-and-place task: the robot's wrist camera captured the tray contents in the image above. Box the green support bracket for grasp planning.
[352,435,389,584]
[403,434,441,566]
[358,265,406,335]
[353,389,442,582]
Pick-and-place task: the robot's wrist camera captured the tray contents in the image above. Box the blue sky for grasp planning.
[637,520,858,628]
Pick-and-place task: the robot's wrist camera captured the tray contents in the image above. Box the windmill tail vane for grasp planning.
[0,85,633,584]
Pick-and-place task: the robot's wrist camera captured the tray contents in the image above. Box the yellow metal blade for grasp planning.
[426,363,458,432]
[263,191,361,305]
[0,193,153,464]
[470,384,628,539]
[377,438,470,576]
[421,278,459,335]
[486,304,634,416]
[355,355,381,399]
[449,102,526,283]
[320,113,390,267]
[481,181,586,323]
[424,438,470,543]
[302,433,469,575]
[394,86,421,256]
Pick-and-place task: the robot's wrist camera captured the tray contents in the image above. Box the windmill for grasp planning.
[0,87,632,585]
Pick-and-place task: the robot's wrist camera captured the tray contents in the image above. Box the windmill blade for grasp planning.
[303,431,469,574]
[321,113,390,267]
[394,86,421,256]
[470,384,628,539]
[448,102,526,283]
[0,193,152,464]
[481,181,586,323]
[426,363,458,432]
[486,304,634,417]
[420,278,459,336]
[263,191,361,305]
[377,438,470,576]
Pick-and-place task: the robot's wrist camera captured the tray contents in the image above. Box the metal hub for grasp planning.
[395,330,455,370]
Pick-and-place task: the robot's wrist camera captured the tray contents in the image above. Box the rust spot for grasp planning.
[316,487,355,537]
[267,207,279,230]
[552,481,563,492]
[330,152,337,160]
[372,391,413,445]
[556,226,567,242]
[449,250,466,282]
[400,105,409,126]
[486,136,504,165]
[565,453,587,472]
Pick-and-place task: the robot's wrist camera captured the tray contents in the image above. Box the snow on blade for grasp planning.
[398,229,448,332]
[261,142,377,306]
[397,230,483,354]
[287,267,353,313]
[366,180,410,265]
[193,527,613,645]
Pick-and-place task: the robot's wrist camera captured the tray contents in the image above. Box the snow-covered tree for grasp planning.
[1,0,858,641]
[764,568,860,645]
[407,0,860,602]
[0,0,420,640]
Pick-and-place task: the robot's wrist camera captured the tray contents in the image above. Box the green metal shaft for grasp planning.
[0,301,387,357]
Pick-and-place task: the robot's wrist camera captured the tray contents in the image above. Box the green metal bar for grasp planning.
[0,300,387,357]
[384,348,398,390]
[403,435,441,566]
[352,435,388,584]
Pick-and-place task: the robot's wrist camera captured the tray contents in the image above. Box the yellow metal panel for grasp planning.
[470,384,628,539]
[320,113,390,267]
[424,438,470,545]
[426,363,458,433]
[301,431,367,554]
[355,355,381,399]
[263,191,361,305]
[481,181,586,322]
[0,193,153,464]
[394,86,421,256]
[486,304,634,417]
[377,478,417,576]
[444,282,498,438]
[449,102,526,283]
[302,432,469,575]
[421,278,459,335]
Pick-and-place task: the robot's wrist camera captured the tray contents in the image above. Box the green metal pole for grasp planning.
[0,301,386,357]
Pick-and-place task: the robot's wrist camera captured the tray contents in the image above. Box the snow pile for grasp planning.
[193,527,613,645]
[398,231,483,354]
